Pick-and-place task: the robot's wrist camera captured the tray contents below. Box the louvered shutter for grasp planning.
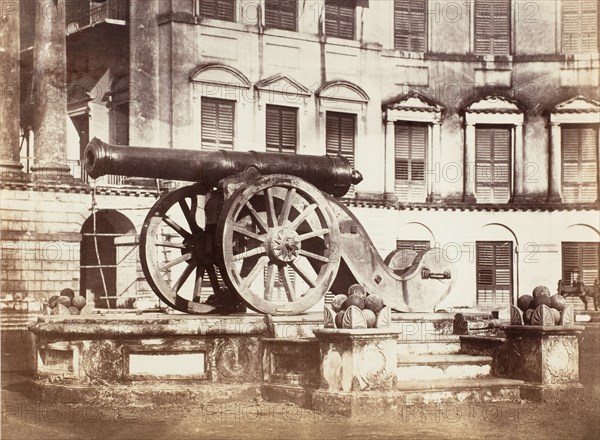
[474,0,510,55]
[200,0,235,21]
[562,125,599,203]
[562,242,600,286]
[266,105,297,153]
[325,0,355,39]
[396,240,430,253]
[477,241,513,305]
[562,0,598,53]
[201,98,234,150]
[265,0,297,31]
[475,126,511,203]
[326,112,355,194]
[394,0,426,52]
[395,122,427,202]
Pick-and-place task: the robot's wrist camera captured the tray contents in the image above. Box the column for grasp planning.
[31,0,72,181]
[547,122,562,203]
[131,0,160,147]
[427,122,442,202]
[512,122,525,201]
[463,122,476,203]
[0,2,25,178]
[383,120,398,202]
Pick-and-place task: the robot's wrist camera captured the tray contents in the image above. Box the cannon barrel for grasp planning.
[84,138,363,197]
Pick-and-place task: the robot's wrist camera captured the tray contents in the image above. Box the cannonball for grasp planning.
[56,296,71,308]
[72,295,87,310]
[531,294,551,310]
[331,294,348,312]
[364,294,385,314]
[532,285,550,298]
[550,308,561,325]
[347,284,367,298]
[363,309,377,328]
[550,294,567,312]
[335,310,345,329]
[342,294,365,310]
[524,308,535,324]
[517,294,534,312]
[48,295,60,308]
[68,307,80,315]
[60,288,75,300]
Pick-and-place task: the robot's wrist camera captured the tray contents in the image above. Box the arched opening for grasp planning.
[80,210,136,308]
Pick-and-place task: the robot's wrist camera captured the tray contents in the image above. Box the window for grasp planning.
[476,241,513,305]
[474,0,510,55]
[395,122,426,200]
[475,126,511,203]
[325,0,355,39]
[201,98,234,150]
[562,125,599,203]
[394,0,426,52]
[562,0,598,53]
[562,242,600,287]
[326,112,355,166]
[198,0,235,21]
[265,0,297,31]
[266,105,297,153]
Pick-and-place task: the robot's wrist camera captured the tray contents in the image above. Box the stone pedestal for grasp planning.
[311,328,401,415]
[499,325,584,401]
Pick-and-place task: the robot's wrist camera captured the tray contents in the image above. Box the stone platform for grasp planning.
[25,311,548,413]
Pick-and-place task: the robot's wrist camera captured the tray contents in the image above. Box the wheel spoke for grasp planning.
[159,253,192,272]
[289,261,317,288]
[298,249,329,263]
[279,266,296,301]
[264,263,276,300]
[179,199,200,232]
[190,196,198,224]
[163,215,192,239]
[234,245,266,262]
[278,188,296,226]
[245,201,269,233]
[173,262,195,292]
[290,203,318,230]
[264,188,277,228]
[243,256,269,288]
[234,226,266,242]
[298,228,329,241]
[193,266,205,301]
[155,241,186,249]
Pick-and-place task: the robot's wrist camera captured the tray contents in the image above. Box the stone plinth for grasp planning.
[499,325,584,401]
[313,328,401,392]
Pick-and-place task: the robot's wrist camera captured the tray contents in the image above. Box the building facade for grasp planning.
[1,0,599,314]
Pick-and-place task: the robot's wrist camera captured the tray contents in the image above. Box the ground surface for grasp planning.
[2,324,599,440]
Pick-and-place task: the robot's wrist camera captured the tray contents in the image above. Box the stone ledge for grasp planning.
[519,383,584,402]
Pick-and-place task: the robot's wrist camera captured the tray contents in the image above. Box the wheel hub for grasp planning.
[268,226,301,263]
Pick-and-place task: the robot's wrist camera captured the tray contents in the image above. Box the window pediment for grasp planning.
[466,96,524,114]
[189,64,251,88]
[384,92,444,113]
[553,95,600,114]
[255,75,311,96]
[317,80,369,103]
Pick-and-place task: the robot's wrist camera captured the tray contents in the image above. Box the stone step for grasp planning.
[395,377,523,404]
[397,354,492,381]
[397,338,461,355]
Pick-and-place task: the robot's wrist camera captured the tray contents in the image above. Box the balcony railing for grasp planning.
[66,0,130,33]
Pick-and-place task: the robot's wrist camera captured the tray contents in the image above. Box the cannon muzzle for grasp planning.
[84,138,362,197]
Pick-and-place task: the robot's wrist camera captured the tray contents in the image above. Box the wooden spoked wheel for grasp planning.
[218,175,341,315]
[140,185,221,314]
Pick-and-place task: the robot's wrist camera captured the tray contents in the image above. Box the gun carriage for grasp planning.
[84,138,454,315]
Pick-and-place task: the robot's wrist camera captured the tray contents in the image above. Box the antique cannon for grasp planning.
[84,138,454,315]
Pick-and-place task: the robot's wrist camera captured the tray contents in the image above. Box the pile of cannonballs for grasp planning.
[46,288,92,316]
[512,285,574,326]
[324,284,391,329]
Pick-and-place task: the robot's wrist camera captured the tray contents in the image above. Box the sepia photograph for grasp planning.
[1,0,599,438]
